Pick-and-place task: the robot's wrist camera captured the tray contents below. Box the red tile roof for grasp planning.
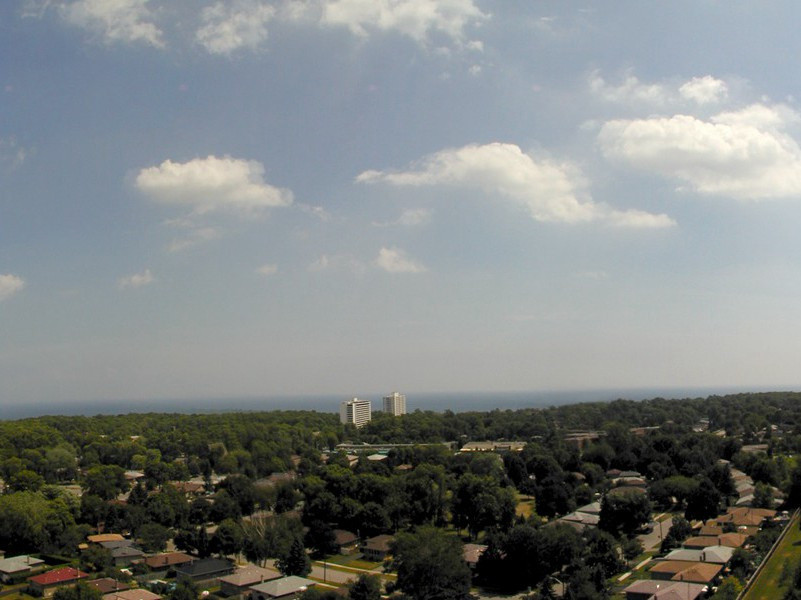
[29,567,89,586]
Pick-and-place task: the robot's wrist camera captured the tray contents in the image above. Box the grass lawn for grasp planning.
[742,513,801,600]
[516,494,536,519]
[324,555,383,570]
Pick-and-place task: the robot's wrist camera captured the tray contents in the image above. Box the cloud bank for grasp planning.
[358,142,674,228]
[599,104,801,199]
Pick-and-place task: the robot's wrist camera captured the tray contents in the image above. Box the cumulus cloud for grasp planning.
[196,0,275,55]
[320,0,487,46]
[136,155,293,215]
[118,268,154,289]
[59,0,164,47]
[256,263,278,276]
[358,142,674,228]
[0,274,25,301]
[374,247,427,273]
[679,75,728,105]
[590,71,729,107]
[598,103,801,199]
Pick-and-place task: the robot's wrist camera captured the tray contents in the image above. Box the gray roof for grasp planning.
[575,501,601,515]
[219,567,281,587]
[0,556,45,574]
[249,576,316,598]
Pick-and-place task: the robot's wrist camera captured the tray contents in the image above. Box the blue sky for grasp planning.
[4,0,801,405]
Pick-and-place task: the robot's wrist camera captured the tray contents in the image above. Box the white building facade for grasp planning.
[340,397,372,427]
[382,392,407,416]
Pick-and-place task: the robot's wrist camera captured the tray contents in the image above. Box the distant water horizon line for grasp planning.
[2,384,796,421]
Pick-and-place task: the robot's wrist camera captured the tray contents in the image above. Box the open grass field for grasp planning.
[742,513,801,600]
[516,494,536,519]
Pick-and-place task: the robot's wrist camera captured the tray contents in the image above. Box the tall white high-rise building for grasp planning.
[383,392,407,416]
[340,397,372,427]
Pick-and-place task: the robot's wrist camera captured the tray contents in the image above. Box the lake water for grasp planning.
[0,384,783,420]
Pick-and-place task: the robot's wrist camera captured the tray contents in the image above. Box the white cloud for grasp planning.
[358,142,674,227]
[0,274,25,301]
[373,207,431,227]
[196,0,275,55]
[679,76,728,105]
[136,155,293,215]
[598,103,801,199]
[256,263,278,276]
[118,268,154,290]
[320,0,487,46]
[60,0,164,48]
[0,137,27,169]
[590,71,729,107]
[308,254,365,273]
[589,70,670,106]
[374,247,427,273]
[166,226,221,252]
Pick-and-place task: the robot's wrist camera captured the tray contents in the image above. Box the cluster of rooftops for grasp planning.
[622,507,785,600]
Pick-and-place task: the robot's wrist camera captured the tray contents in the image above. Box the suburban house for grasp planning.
[28,567,90,597]
[219,566,281,597]
[649,561,721,585]
[102,590,162,600]
[248,576,316,600]
[174,557,235,583]
[463,544,487,571]
[623,579,707,600]
[87,534,126,544]
[332,530,359,555]
[110,545,145,566]
[361,535,393,561]
[0,555,45,583]
[143,552,194,573]
[87,578,131,595]
[682,533,748,549]
[661,546,734,565]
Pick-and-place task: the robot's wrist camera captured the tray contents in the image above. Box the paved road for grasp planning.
[637,516,673,552]
[310,563,358,585]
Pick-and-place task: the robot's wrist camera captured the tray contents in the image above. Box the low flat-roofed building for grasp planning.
[249,576,316,600]
[219,567,281,597]
[28,567,90,597]
[0,555,45,583]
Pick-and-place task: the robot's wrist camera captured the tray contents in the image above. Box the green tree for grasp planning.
[212,518,244,557]
[716,576,743,600]
[599,489,652,537]
[53,582,102,600]
[391,527,471,600]
[348,574,382,600]
[276,536,310,576]
[138,522,171,553]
